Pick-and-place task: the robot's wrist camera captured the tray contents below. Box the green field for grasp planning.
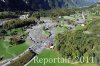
[0,40,29,60]
[42,30,50,37]
[28,49,98,66]
[28,49,73,66]
[7,28,27,36]
[87,13,100,21]
[75,26,86,30]
[54,26,67,33]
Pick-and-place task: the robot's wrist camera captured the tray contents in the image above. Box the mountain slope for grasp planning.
[0,0,99,11]
[0,0,6,11]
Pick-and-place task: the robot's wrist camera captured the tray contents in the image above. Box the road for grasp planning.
[0,20,5,26]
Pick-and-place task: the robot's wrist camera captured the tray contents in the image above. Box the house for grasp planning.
[75,15,85,27]
[96,11,100,15]
[75,21,85,26]
[19,14,29,20]
[0,33,4,39]
[46,37,54,49]
[81,24,85,26]
[58,16,62,18]
[49,44,54,49]
[10,35,25,44]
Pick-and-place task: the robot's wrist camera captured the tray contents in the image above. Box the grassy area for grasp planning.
[28,49,98,66]
[28,49,73,66]
[0,40,29,60]
[7,28,27,36]
[58,16,76,23]
[75,64,98,66]
[75,26,86,30]
[7,51,35,66]
[54,26,67,33]
[87,13,100,21]
[42,30,50,37]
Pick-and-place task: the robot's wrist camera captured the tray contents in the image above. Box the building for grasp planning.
[75,21,85,26]
[19,14,29,20]
[75,13,85,26]
[0,33,4,39]
[45,37,54,49]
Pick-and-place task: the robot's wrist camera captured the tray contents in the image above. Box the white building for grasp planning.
[19,14,29,20]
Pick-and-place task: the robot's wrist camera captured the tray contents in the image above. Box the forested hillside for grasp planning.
[0,0,98,11]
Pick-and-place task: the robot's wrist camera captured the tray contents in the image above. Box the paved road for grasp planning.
[0,20,4,26]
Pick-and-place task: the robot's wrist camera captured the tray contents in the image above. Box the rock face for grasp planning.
[0,0,6,11]
[0,0,99,11]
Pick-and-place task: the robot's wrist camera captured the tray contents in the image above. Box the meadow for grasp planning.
[0,40,29,60]
[28,49,98,66]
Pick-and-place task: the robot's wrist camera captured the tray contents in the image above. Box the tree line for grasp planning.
[4,18,37,30]
[55,29,100,64]
[0,12,19,19]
